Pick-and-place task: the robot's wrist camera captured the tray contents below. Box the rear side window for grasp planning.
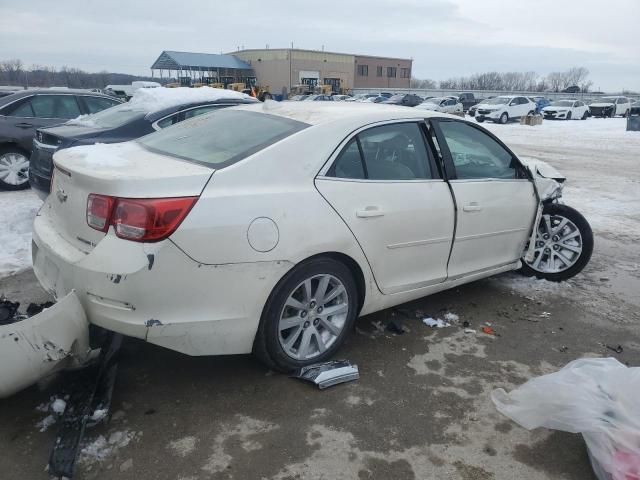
[31,95,57,117]
[4,98,35,117]
[84,96,120,113]
[328,123,433,181]
[29,95,81,119]
[138,110,308,168]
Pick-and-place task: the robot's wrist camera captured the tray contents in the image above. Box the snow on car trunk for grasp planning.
[46,141,214,253]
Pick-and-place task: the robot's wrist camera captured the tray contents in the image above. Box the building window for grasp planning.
[357,65,369,76]
[400,68,410,78]
[376,66,383,77]
[387,67,397,78]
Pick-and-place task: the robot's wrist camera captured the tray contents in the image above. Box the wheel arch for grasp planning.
[0,141,29,155]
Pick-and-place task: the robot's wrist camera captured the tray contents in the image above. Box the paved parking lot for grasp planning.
[1,117,639,480]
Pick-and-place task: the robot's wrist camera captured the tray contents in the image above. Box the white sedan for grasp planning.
[13,103,594,394]
[542,100,589,120]
[414,97,463,114]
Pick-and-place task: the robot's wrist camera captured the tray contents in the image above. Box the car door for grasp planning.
[430,118,537,278]
[316,121,455,294]
[5,94,81,153]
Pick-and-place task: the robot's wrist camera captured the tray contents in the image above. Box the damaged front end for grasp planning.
[520,159,566,263]
[0,291,94,399]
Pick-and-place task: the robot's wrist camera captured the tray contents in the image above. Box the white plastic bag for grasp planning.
[491,358,640,480]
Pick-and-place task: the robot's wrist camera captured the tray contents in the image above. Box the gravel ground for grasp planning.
[0,116,638,480]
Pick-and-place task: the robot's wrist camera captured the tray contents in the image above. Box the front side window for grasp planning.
[30,95,57,117]
[138,110,308,168]
[437,121,518,180]
[328,123,433,181]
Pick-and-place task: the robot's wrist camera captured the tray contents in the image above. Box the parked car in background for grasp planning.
[630,100,640,116]
[28,102,592,380]
[414,97,463,114]
[363,96,387,103]
[589,97,632,118]
[288,95,309,101]
[0,89,121,190]
[542,99,590,120]
[456,93,479,112]
[474,95,537,124]
[531,96,551,113]
[331,95,351,101]
[29,87,257,199]
[562,85,581,94]
[304,95,334,101]
[381,93,423,107]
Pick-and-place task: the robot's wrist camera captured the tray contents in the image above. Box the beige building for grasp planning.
[232,48,411,94]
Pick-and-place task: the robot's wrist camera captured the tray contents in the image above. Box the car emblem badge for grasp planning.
[56,188,68,203]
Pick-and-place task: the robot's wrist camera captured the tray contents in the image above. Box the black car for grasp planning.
[29,96,258,199]
[381,94,423,107]
[0,89,121,190]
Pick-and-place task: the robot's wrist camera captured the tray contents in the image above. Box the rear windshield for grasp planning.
[69,103,146,128]
[137,109,309,168]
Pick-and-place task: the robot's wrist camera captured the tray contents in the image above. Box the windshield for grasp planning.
[69,103,145,128]
[138,110,309,168]
[551,100,574,107]
[483,97,511,105]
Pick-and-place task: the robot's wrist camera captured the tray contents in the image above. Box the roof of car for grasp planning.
[235,101,446,126]
[0,88,117,107]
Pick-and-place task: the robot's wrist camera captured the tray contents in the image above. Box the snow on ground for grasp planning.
[0,190,41,279]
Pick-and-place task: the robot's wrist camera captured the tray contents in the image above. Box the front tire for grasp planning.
[253,257,359,372]
[476,117,484,123]
[566,111,572,120]
[520,203,593,282]
[0,147,31,190]
[582,111,588,120]
[499,112,509,124]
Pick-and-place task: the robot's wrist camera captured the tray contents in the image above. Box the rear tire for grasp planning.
[253,257,359,372]
[476,117,484,123]
[499,112,509,124]
[520,203,593,282]
[582,111,588,120]
[0,146,30,190]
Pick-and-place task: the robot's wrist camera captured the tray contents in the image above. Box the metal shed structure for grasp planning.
[150,50,255,86]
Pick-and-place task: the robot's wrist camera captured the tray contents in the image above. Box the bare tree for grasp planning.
[410,77,437,89]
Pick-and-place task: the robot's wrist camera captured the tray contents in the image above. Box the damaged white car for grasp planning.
[3,102,593,396]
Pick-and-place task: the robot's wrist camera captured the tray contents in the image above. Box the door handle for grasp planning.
[356,206,384,218]
[463,203,482,212]
[15,122,33,128]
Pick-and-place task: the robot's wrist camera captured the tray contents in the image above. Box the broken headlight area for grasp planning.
[0,292,94,399]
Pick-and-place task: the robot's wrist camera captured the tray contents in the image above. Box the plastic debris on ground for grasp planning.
[292,360,359,389]
[481,326,498,336]
[423,317,450,329]
[491,358,640,480]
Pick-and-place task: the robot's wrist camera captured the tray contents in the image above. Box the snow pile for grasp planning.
[36,415,56,432]
[0,190,41,278]
[128,86,252,113]
[54,142,135,170]
[79,430,139,465]
[51,398,67,415]
[66,114,98,128]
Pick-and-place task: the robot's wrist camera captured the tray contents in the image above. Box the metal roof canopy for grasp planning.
[151,51,252,71]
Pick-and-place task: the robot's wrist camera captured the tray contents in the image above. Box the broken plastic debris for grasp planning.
[481,326,498,336]
[292,360,359,389]
[423,317,450,328]
[606,345,624,354]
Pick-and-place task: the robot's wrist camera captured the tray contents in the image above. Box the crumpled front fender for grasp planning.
[520,157,565,201]
[0,291,93,399]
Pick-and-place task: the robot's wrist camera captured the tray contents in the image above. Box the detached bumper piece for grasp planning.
[292,360,359,389]
[0,292,92,399]
[49,332,123,479]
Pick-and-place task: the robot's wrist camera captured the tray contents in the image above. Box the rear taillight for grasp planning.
[87,194,115,232]
[86,195,197,242]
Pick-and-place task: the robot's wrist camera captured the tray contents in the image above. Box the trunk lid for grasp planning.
[48,141,213,253]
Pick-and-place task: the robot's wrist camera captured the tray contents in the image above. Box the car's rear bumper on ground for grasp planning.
[32,210,293,357]
[0,291,92,399]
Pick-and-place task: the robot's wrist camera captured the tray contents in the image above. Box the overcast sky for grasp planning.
[2,0,639,91]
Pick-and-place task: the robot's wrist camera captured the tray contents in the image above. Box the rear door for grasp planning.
[430,118,537,278]
[316,121,455,294]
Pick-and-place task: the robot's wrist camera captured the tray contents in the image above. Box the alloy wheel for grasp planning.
[526,213,583,274]
[0,152,30,186]
[278,274,349,360]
